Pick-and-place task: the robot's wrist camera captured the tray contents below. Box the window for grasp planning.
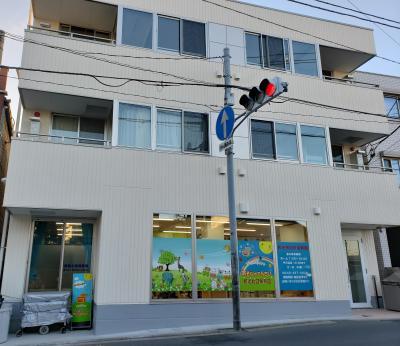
[245,33,262,66]
[122,8,153,49]
[79,118,105,145]
[52,115,79,144]
[182,20,206,57]
[157,109,182,151]
[384,96,400,118]
[251,120,275,159]
[184,112,209,153]
[275,123,298,161]
[152,214,192,299]
[246,33,290,71]
[300,125,328,165]
[158,16,180,52]
[332,145,344,168]
[152,214,314,300]
[383,158,400,184]
[196,216,275,299]
[118,103,151,149]
[292,41,318,77]
[276,220,313,297]
[28,222,93,291]
[52,115,105,145]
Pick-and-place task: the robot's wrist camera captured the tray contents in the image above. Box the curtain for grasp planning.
[157,109,182,150]
[118,103,151,148]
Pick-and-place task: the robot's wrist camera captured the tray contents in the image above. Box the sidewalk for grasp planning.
[4,309,400,346]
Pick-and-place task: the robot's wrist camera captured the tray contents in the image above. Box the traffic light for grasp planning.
[239,77,287,112]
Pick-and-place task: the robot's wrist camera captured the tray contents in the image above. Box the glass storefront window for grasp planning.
[29,221,93,292]
[275,220,314,297]
[152,214,192,299]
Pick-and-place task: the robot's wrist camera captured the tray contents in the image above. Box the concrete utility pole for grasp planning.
[223,47,241,331]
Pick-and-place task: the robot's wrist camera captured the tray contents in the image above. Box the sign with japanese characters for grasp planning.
[277,242,313,291]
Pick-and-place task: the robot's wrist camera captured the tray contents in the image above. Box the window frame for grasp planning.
[274,121,300,162]
[156,107,184,152]
[26,219,95,293]
[180,18,207,58]
[291,40,320,78]
[183,111,210,154]
[157,15,181,53]
[299,124,329,166]
[250,119,276,160]
[150,213,314,302]
[384,95,400,119]
[120,7,154,49]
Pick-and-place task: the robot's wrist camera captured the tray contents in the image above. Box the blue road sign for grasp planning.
[216,106,235,141]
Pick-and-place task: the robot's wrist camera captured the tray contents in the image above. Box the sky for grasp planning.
[1,0,399,118]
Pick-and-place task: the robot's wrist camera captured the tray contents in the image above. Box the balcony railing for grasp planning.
[16,132,112,147]
[27,25,116,45]
[334,162,399,174]
[323,76,380,89]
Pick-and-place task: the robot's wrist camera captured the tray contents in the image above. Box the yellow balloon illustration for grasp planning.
[259,241,273,254]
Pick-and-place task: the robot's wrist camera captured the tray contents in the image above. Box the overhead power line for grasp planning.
[203,0,400,65]
[288,0,400,30]
[2,73,393,125]
[313,0,400,25]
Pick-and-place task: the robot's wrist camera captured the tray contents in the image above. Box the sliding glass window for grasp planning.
[157,109,182,151]
[118,103,151,149]
[300,125,328,165]
[245,33,262,66]
[158,16,180,52]
[275,123,298,161]
[292,41,319,77]
[251,120,275,159]
[182,20,206,57]
[184,112,209,153]
[29,221,93,292]
[122,8,153,48]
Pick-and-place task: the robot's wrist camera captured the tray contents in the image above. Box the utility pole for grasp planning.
[223,47,241,331]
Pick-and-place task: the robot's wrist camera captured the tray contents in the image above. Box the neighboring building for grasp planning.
[354,71,400,280]
[0,31,13,245]
[2,0,400,334]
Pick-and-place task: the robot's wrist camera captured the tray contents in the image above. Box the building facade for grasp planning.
[2,0,400,334]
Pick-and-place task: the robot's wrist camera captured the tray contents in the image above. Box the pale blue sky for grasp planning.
[1,0,399,116]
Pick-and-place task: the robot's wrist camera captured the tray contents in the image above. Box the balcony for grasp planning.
[30,0,117,44]
[19,89,113,147]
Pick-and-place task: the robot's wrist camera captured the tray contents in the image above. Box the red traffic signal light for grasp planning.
[259,79,276,97]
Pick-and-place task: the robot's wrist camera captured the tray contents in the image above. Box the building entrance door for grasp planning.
[343,237,370,308]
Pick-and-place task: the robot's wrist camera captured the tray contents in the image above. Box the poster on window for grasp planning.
[277,242,313,291]
[72,273,93,328]
[197,240,232,292]
[239,241,275,291]
[152,238,192,293]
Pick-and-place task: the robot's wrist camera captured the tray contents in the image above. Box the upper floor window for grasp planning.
[245,33,290,71]
[300,125,328,165]
[383,158,400,184]
[184,112,209,153]
[292,41,318,77]
[182,20,206,57]
[384,96,400,118]
[158,16,180,52]
[275,123,298,161]
[122,8,153,49]
[118,103,151,149]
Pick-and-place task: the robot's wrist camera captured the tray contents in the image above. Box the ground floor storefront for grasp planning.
[0,210,394,335]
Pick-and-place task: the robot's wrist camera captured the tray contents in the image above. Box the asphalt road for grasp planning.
[80,320,400,346]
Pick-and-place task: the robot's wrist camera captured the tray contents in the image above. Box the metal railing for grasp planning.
[16,132,112,147]
[333,162,398,173]
[27,25,116,45]
[323,76,380,89]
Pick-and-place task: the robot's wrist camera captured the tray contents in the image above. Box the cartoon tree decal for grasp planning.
[158,250,177,271]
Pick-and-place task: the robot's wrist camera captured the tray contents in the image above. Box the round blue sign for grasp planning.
[216,106,235,141]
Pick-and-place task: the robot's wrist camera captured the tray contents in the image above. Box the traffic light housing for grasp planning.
[239,77,287,112]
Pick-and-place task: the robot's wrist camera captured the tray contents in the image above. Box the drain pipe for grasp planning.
[0,209,10,308]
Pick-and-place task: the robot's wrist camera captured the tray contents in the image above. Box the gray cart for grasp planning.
[16,291,71,337]
[382,267,400,311]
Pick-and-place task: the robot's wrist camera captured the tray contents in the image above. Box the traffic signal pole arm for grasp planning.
[232,86,288,136]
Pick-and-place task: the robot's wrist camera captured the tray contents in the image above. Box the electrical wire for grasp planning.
[287,0,400,30]
[346,0,400,50]
[312,0,400,25]
[3,32,219,85]
[203,0,400,65]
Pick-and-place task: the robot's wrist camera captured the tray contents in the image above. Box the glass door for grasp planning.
[344,238,370,308]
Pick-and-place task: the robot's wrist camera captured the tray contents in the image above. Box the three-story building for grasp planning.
[2,0,400,334]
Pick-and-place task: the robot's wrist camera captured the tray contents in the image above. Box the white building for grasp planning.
[2,0,400,334]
